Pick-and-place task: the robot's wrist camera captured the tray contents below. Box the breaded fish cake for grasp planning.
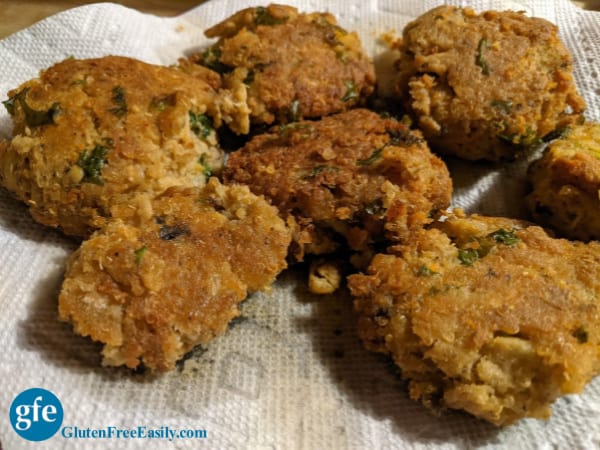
[348,210,600,425]
[394,5,585,161]
[192,4,376,127]
[223,108,452,262]
[59,179,291,371]
[526,123,600,241]
[0,56,226,237]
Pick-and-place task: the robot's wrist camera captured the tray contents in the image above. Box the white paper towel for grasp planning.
[0,1,599,449]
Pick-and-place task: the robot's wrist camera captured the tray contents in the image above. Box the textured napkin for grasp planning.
[0,1,599,449]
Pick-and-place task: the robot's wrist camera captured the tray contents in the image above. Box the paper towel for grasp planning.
[0,1,599,449]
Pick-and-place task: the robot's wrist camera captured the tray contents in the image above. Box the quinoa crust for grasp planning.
[0,56,225,237]
[394,5,586,161]
[526,123,600,241]
[348,211,600,425]
[223,108,452,261]
[193,4,376,126]
[59,179,291,371]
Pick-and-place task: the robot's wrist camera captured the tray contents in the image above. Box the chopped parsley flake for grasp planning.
[278,122,313,138]
[150,93,176,112]
[2,88,60,127]
[357,147,383,166]
[476,38,491,75]
[288,99,301,122]
[135,245,148,266]
[254,6,287,26]
[490,100,513,113]
[108,86,127,117]
[457,228,521,266]
[189,111,213,139]
[200,47,231,74]
[417,265,436,276]
[302,164,338,180]
[458,248,480,266]
[199,154,212,179]
[76,145,110,185]
[159,224,190,241]
[341,80,359,102]
[365,199,384,215]
[488,228,521,246]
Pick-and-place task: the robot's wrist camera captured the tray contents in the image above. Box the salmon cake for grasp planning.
[0,56,227,237]
[192,4,376,127]
[223,108,452,262]
[59,179,291,371]
[394,5,586,161]
[526,123,600,241]
[348,210,600,425]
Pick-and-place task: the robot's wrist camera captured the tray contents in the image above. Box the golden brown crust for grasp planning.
[348,211,600,425]
[223,108,452,261]
[193,4,376,126]
[59,179,291,371]
[395,5,586,161]
[0,56,224,237]
[526,123,600,241]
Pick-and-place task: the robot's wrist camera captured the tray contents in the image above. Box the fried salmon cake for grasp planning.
[0,56,229,237]
[223,108,452,262]
[394,5,585,161]
[192,4,376,127]
[348,210,600,426]
[59,179,291,371]
[526,123,600,241]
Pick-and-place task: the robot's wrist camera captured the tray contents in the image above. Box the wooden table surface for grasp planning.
[0,0,598,39]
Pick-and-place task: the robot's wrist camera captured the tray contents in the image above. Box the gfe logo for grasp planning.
[9,388,64,441]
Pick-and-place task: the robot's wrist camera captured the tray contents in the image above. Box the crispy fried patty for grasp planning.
[192,4,376,127]
[526,123,600,241]
[0,56,225,237]
[223,108,452,262]
[59,179,291,371]
[348,211,600,425]
[394,5,586,161]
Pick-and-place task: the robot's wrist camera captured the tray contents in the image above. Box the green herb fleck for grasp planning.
[244,63,267,85]
[365,199,384,215]
[254,6,287,26]
[341,80,359,102]
[76,145,110,185]
[490,100,513,113]
[278,122,313,138]
[288,99,301,122]
[458,248,479,266]
[200,47,231,74]
[498,126,542,147]
[150,93,176,112]
[2,95,17,116]
[302,164,338,180]
[357,147,383,166]
[135,245,148,266]
[189,111,213,139]
[417,265,436,276]
[2,88,60,127]
[108,86,127,118]
[159,224,190,241]
[199,154,212,179]
[572,326,588,343]
[488,228,520,246]
[476,38,490,75]
[388,127,422,146]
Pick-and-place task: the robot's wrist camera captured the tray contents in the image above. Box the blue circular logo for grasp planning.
[9,388,63,441]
